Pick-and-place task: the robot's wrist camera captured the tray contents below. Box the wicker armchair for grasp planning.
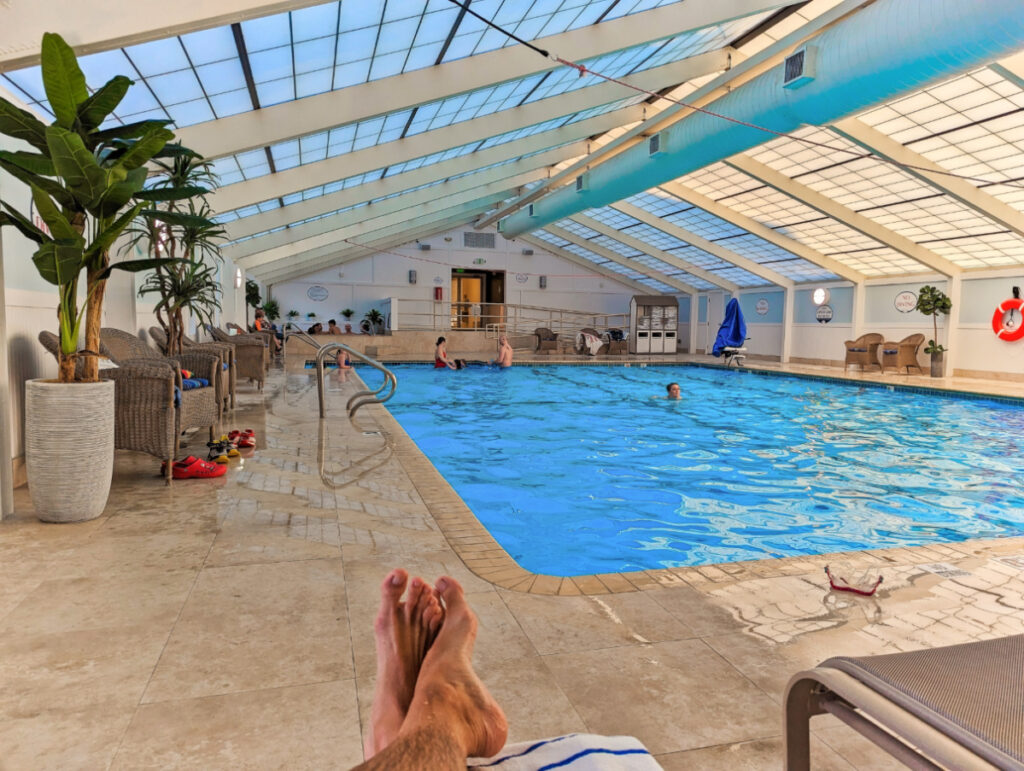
[101,327,219,444]
[880,333,925,375]
[39,331,179,479]
[149,326,234,412]
[208,326,268,388]
[534,327,559,354]
[577,327,609,355]
[843,333,884,373]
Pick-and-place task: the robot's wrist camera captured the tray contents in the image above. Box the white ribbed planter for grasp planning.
[25,379,114,523]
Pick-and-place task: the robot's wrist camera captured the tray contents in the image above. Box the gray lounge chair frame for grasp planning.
[785,634,1024,770]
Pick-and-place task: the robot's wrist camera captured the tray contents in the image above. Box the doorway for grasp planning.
[451,269,505,329]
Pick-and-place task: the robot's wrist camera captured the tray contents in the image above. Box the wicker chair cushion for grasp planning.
[882,348,899,354]
[848,347,867,352]
[182,378,210,390]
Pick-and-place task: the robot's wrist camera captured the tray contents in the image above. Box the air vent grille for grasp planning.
[783,46,816,89]
[463,231,496,249]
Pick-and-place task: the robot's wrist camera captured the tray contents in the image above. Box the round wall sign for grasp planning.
[433,276,444,285]
[894,290,917,313]
[755,298,769,316]
[307,285,328,301]
[816,305,834,324]
[515,273,529,284]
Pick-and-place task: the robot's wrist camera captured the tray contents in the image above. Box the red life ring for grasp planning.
[992,298,1024,341]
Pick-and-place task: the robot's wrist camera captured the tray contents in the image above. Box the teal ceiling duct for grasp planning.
[499,0,1024,238]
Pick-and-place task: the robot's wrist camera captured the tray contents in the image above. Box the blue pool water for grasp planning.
[370,364,1024,576]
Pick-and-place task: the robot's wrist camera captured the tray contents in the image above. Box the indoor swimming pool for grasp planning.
[375,364,1024,576]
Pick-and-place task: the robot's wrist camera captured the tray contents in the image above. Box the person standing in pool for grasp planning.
[666,382,681,399]
[434,337,457,370]
[491,335,513,368]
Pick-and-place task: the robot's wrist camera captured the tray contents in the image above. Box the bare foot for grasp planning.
[365,569,443,758]
[400,576,508,759]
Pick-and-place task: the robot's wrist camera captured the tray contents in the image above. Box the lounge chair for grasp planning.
[534,327,559,354]
[101,327,220,442]
[149,326,234,412]
[785,634,1024,770]
[843,333,883,373]
[879,333,925,375]
[208,325,269,388]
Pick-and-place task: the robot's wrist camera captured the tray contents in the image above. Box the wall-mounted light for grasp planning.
[234,267,243,289]
[812,287,830,306]
[408,269,417,284]
[539,276,547,289]
[521,248,534,256]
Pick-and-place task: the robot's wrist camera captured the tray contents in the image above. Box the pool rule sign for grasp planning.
[894,290,917,313]
[816,305,834,324]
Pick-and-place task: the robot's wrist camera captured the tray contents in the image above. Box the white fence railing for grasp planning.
[391,300,629,340]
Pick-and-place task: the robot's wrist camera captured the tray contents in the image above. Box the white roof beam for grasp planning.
[568,214,739,292]
[830,118,1024,240]
[658,180,865,283]
[990,51,1024,89]
[478,0,875,230]
[232,172,540,263]
[611,201,791,288]
[176,2,782,158]
[0,0,326,71]
[209,101,644,213]
[545,225,699,295]
[517,234,667,296]
[250,195,504,278]
[225,141,586,241]
[256,213,477,284]
[726,154,961,277]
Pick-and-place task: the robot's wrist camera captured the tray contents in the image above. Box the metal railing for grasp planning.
[315,342,397,418]
[287,328,398,418]
[393,300,630,340]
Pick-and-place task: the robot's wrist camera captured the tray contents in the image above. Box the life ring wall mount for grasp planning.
[992,295,1024,341]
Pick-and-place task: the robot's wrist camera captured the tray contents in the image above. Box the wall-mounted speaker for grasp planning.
[418,243,431,251]
[539,275,547,289]
[521,248,534,256]
[408,270,417,284]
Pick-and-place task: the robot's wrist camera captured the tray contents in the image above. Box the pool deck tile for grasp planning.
[2,359,1024,768]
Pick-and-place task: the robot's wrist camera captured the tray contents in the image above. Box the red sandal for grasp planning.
[228,429,256,449]
[161,456,227,479]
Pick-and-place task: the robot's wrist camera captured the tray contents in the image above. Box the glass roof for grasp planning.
[531,228,678,293]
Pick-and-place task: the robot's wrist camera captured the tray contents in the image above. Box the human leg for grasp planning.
[364,568,444,758]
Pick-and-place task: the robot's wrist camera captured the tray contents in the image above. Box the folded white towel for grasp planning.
[468,733,662,770]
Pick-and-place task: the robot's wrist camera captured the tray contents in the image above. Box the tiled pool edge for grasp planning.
[351,368,1024,596]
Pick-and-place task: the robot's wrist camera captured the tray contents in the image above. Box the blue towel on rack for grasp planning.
[712,298,747,357]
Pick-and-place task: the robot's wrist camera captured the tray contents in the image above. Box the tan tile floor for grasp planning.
[2,358,1023,769]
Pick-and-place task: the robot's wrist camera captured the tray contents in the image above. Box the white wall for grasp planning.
[268,226,640,327]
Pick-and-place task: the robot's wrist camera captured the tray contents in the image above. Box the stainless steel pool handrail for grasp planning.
[314,342,397,418]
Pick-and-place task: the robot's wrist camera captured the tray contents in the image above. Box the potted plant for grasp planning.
[286,309,299,330]
[262,299,280,322]
[364,308,384,334]
[0,33,187,521]
[124,148,224,354]
[341,308,354,321]
[306,311,317,320]
[245,279,261,328]
[916,285,952,378]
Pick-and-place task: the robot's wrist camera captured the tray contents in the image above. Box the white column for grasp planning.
[688,294,699,355]
[781,287,794,364]
[852,281,866,338]
[0,233,14,518]
[946,274,962,377]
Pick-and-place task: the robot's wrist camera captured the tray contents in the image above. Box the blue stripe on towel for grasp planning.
[475,736,574,767]
[539,748,652,770]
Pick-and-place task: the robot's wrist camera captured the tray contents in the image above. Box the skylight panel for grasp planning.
[291,3,339,42]
[240,13,291,52]
[181,26,238,65]
[125,37,190,76]
[166,100,215,126]
[250,46,293,86]
[195,59,247,96]
[294,37,336,75]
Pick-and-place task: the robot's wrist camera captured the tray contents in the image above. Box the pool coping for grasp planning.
[353,364,1024,596]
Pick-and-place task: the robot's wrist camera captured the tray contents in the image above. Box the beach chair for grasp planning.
[879,333,925,374]
[843,333,883,372]
[784,634,1024,770]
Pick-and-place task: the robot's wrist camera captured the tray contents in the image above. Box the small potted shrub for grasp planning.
[262,299,280,322]
[364,308,384,335]
[916,285,952,377]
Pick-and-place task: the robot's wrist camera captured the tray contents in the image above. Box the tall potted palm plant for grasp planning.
[0,33,195,521]
[124,148,222,354]
[916,285,952,378]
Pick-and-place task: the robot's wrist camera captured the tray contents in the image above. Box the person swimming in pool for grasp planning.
[666,382,681,400]
[490,334,513,368]
[434,337,457,370]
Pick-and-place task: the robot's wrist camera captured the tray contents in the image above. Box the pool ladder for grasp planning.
[289,329,398,418]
